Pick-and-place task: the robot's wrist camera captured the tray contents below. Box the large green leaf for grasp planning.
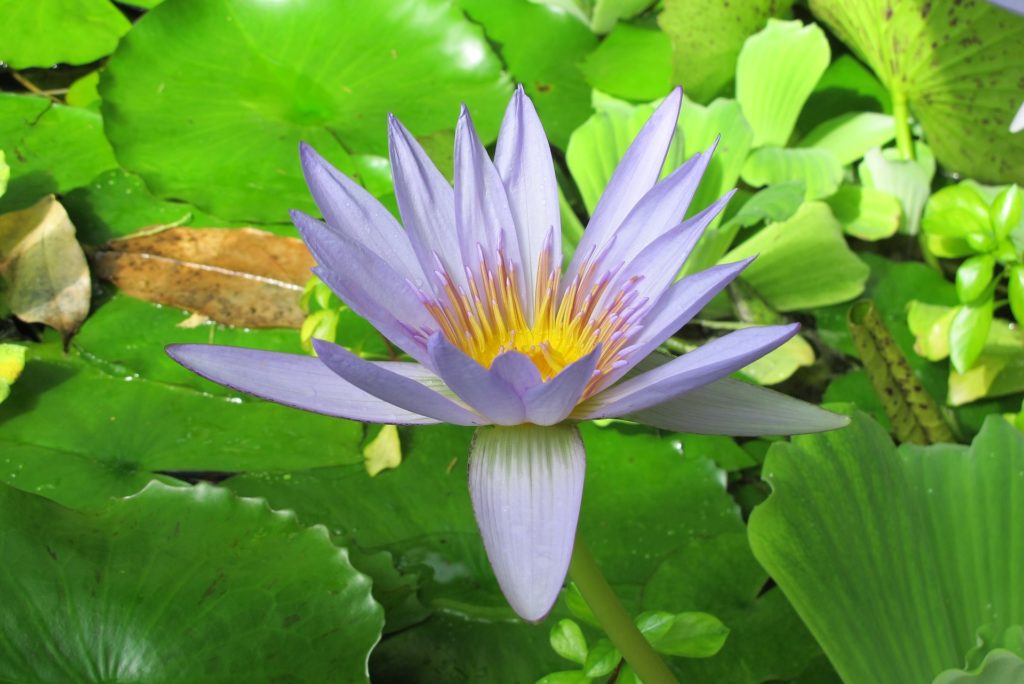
[0,481,383,682]
[579,23,673,103]
[0,0,130,68]
[799,111,895,166]
[457,0,596,148]
[100,0,511,222]
[724,202,870,311]
[736,20,831,148]
[0,341,364,508]
[749,411,1024,683]
[227,423,826,683]
[0,94,117,214]
[809,0,1024,183]
[657,0,795,102]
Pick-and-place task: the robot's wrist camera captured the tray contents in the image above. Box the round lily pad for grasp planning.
[100,0,511,222]
[0,0,130,68]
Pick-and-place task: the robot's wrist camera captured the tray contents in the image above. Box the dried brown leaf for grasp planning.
[93,227,314,329]
[0,195,91,338]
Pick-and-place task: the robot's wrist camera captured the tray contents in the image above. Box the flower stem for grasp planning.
[568,536,679,684]
[892,89,915,161]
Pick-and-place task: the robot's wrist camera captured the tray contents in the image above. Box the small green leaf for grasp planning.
[536,672,591,684]
[907,301,956,361]
[1010,266,1024,325]
[966,230,998,253]
[363,425,402,477]
[736,19,830,147]
[550,619,589,665]
[859,147,932,235]
[741,146,843,200]
[950,299,995,374]
[924,184,992,238]
[948,317,1024,406]
[579,24,672,102]
[826,184,902,241]
[651,612,731,658]
[990,185,1022,240]
[800,111,895,166]
[956,255,997,304]
[583,639,621,677]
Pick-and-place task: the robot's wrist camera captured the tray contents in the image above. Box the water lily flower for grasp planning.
[168,87,847,623]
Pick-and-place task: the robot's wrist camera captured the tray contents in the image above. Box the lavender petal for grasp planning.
[427,333,527,425]
[525,348,601,426]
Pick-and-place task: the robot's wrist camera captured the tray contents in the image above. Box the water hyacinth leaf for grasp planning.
[579,23,673,102]
[0,94,117,214]
[0,343,365,508]
[0,0,130,68]
[951,298,995,374]
[724,202,870,312]
[923,184,992,239]
[680,96,754,220]
[809,0,1024,183]
[550,619,589,665]
[859,147,933,235]
[0,343,26,404]
[826,184,902,241]
[847,300,955,444]
[364,424,403,477]
[990,185,1022,239]
[740,146,843,200]
[948,316,1024,406]
[584,640,621,677]
[638,610,730,658]
[736,20,831,148]
[799,111,895,165]
[907,300,957,361]
[537,672,591,684]
[1010,266,1024,325]
[748,412,1024,684]
[456,0,595,148]
[956,255,996,304]
[657,0,795,102]
[92,227,314,328]
[100,0,511,222]
[741,334,816,386]
[801,54,893,131]
[0,481,383,683]
[0,195,91,338]
[0,150,8,198]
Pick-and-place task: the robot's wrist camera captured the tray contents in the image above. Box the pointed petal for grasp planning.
[593,259,753,392]
[490,350,543,397]
[469,424,585,622]
[577,324,800,418]
[525,347,600,426]
[565,88,682,283]
[629,376,850,436]
[494,86,560,317]
[299,142,424,285]
[312,339,485,426]
[454,106,522,282]
[293,210,436,365]
[166,344,438,424]
[427,333,526,425]
[387,115,465,286]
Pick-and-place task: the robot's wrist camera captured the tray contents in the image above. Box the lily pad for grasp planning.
[100,0,511,221]
[749,411,1024,683]
[0,480,383,682]
[0,0,130,68]
[809,0,1024,183]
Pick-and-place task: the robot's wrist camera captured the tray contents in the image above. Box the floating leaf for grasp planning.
[724,202,870,311]
[92,226,314,328]
[749,413,1024,683]
[579,23,673,102]
[859,147,933,235]
[0,94,117,213]
[809,0,1024,183]
[0,481,383,682]
[826,184,902,240]
[800,111,895,165]
[847,300,955,444]
[741,146,843,200]
[0,195,91,338]
[0,0,130,68]
[100,0,511,221]
[364,424,403,477]
[736,20,830,147]
[658,0,795,102]
[0,343,26,404]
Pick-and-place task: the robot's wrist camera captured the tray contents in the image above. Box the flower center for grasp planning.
[419,239,648,395]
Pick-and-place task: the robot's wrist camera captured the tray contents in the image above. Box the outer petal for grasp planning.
[387,115,465,287]
[525,347,601,426]
[469,424,585,622]
[299,143,424,286]
[293,210,437,365]
[577,323,800,418]
[565,88,682,284]
[166,344,438,425]
[428,333,526,425]
[629,376,850,436]
[494,86,560,319]
[454,106,522,284]
[312,339,485,426]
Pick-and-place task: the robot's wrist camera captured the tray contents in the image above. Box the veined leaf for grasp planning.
[800,111,895,165]
[741,146,843,200]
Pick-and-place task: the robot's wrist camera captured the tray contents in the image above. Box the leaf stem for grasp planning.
[568,536,679,684]
[892,90,914,161]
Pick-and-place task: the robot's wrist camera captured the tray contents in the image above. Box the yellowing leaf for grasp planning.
[0,343,26,404]
[0,195,90,338]
[363,425,402,477]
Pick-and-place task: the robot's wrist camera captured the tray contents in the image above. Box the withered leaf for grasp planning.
[93,227,315,329]
[0,195,91,338]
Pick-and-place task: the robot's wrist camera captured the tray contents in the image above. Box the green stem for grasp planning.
[568,537,679,684]
[892,89,914,161]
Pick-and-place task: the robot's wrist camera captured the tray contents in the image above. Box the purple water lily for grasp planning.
[168,87,847,622]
